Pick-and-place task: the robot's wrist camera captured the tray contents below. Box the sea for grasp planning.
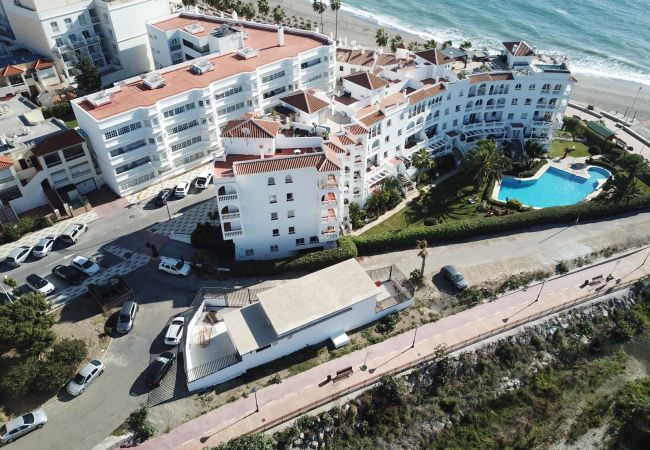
[322,0,650,85]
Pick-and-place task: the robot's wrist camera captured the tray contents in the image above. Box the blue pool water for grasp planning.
[497,166,611,208]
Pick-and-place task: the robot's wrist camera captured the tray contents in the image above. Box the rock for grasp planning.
[310,440,319,448]
[299,432,305,439]
[293,438,302,446]
[318,432,324,440]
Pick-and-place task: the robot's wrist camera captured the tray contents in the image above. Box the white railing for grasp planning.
[321,200,337,207]
[221,212,240,220]
[218,193,238,202]
[224,229,243,238]
[321,216,337,224]
[321,232,338,240]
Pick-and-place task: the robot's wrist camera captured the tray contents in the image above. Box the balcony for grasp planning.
[218,193,238,202]
[321,199,337,207]
[321,231,338,240]
[224,229,243,238]
[321,209,337,224]
[221,212,240,220]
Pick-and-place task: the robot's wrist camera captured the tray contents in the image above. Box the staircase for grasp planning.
[397,174,416,195]
[41,179,66,216]
[0,202,19,228]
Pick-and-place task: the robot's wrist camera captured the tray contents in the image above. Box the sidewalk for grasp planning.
[125,162,214,204]
[137,247,650,450]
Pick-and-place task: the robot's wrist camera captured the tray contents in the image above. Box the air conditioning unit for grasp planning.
[190,59,214,75]
[142,72,166,89]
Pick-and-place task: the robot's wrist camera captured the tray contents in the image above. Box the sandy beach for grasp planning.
[264,0,650,131]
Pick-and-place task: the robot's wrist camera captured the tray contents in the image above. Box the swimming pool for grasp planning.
[496,166,611,208]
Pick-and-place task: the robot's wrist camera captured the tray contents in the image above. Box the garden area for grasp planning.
[549,139,590,158]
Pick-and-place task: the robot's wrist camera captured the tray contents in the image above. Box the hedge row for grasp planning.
[351,195,650,255]
[232,237,358,276]
[518,159,548,178]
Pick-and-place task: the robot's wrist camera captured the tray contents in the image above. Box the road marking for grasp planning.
[561,287,569,291]
[45,254,73,268]
[477,316,487,321]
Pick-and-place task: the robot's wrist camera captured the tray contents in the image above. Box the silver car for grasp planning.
[5,246,32,267]
[116,301,139,334]
[32,236,55,258]
[0,409,47,444]
[66,360,104,396]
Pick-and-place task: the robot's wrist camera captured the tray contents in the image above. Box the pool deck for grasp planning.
[491,157,611,208]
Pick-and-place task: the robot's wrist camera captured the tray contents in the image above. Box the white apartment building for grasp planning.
[69,12,335,197]
[0,0,179,85]
[183,259,414,391]
[214,115,343,260]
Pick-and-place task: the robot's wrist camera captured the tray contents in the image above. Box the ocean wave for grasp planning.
[554,8,569,15]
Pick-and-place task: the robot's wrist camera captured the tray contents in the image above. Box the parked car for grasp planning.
[66,360,104,396]
[164,317,185,346]
[5,246,32,267]
[59,223,88,245]
[71,255,101,276]
[174,182,190,198]
[158,257,191,277]
[441,265,469,290]
[25,274,55,295]
[52,264,85,284]
[145,352,176,387]
[32,236,56,258]
[155,188,173,206]
[195,173,213,190]
[116,301,139,334]
[0,409,47,444]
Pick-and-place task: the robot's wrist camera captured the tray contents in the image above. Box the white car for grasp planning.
[25,274,55,295]
[71,255,101,276]
[195,173,213,190]
[32,236,56,258]
[0,409,47,444]
[158,257,191,277]
[164,317,185,346]
[174,182,190,198]
[66,360,104,396]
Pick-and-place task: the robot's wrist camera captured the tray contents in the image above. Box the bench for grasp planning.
[333,366,353,382]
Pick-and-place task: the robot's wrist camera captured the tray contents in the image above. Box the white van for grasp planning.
[59,223,88,245]
[158,257,191,277]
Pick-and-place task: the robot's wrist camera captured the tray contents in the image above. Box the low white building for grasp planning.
[183,259,414,391]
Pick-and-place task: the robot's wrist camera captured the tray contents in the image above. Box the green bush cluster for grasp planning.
[352,195,650,255]
[126,407,155,443]
[190,222,235,258]
[232,237,358,276]
[2,216,53,243]
[562,116,617,151]
[42,102,72,120]
[517,159,548,178]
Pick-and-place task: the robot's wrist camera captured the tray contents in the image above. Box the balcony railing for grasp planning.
[220,212,240,220]
[218,193,238,202]
[321,215,337,224]
[321,231,338,240]
[321,200,337,207]
[224,229,243,238]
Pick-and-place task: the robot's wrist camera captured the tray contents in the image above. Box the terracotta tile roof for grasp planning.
[31,130,84,158]
[331,134,356,147]
[345,124,369,135]
[408,83,446,105]
[374,53,402,67]
[415,48,453,66]
[502,41,535,57]
[221,117,280,139]
[323,141,346,154]
[34,59,54,70]
[280,90,329,114]
[2,65,24,77]
[396,42,407,49]
[358,110,385,127]
[468,72,514,84]
[379,91,405,109]
[235,152,340,176]
[214,154,261,178]
[0,155,14,170]
[343,71,388,90]
[333,94,358,106]
[336,48,375,67]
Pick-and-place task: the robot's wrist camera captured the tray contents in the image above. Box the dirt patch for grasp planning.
[53,294,111,359]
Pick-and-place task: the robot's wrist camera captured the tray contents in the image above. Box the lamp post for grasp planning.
[148,162,172,221]
[534,280,545,303]
[410,326,418,349]
[252,387,259,413]
[625,86,642,122]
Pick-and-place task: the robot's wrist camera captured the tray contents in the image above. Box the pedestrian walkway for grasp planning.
[137,247,650,450]
[125,162,214,204]
[0,211,99,260]
[148,197,218,237]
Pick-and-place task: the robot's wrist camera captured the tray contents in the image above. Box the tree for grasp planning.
[424,39,437,49]
[312,1,326,33]
[348,202,365,229]
[182,0,197,6]
[607,175,640,203]
[271,5,284,24]
[524,140,546,159]
[618,153,649,180]
[241,1,255,19]
[74,55,101,95]
[375,27,388,48]
[330,0,341,41]
[459,40,472,50]
[257,0,269,17]
[463,139,511,191]
[390,34,403,53]
[441,39,453,49]
[416,239,428,276]
[215,433,275,450]
[0,292,55,356]
[376,374,408,405]
[407,41,421,52]
[411,147,433,184]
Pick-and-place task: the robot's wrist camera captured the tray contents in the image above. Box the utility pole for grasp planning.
[148,162,172,221]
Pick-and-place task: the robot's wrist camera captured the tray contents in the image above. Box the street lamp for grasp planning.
[252,387,259,413]
[410,326,418,349]
[534,280,545,303]
[625,86,642,122]
[148,162,172,221]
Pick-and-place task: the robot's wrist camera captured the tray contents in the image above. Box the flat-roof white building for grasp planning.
[183,259,414,391]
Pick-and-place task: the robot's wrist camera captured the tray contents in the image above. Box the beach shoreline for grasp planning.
[266,0,650,129]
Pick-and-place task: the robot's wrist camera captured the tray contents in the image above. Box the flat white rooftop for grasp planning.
[257,258,381,336]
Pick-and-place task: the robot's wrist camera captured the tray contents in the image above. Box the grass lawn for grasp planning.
[363,172,485,235]
[549,140,590,158]
[59,112,78,129]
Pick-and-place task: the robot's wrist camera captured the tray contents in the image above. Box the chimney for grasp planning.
[278,26,285,47]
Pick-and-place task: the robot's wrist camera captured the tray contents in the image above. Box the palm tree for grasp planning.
[242,1,256,19]
[407,41,421,52]
[411,148,433,184]
[390,34,403,53]
[524,140,546,159]
[312,1,326,33]
[416,240,428,276]
[182,0,197,7]
[441,40,453,49]
[608,175,640,203]
[463,139,511,191]
[618,153,650,180]
[459,41,472,51]
[375,27,388,48]
[330,0,341,41]
[257,0,269,17]
[272,4,284,24]
[424,39,437,49]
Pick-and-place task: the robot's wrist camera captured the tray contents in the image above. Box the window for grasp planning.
[78,15,86,26]
[245,249,254,257]
[269,194,277,204]
[287,209,295,218]
[64,18,72,29]
[507,113,514,120]
[387,119,392,127]
[511,98,518,105]
[216,101,245,116]
[170,135,201,152]
[270,245,279,252]
[285,175,292,184]
[104,121,142,140]
[70,162,91,178]
[339,65,343,71]
[453,119,458,126]
[55,37,64,47]
[286,193,294,202]
[515,83,522,90]
[528,84,536,90]
[455,105,461,112]
[215,85,243,100]
[300,58,321,69]
[262,86,286,99]
[309,236,319,244]
[271,212,278,220]
[43,153,62,168]
[521,113,528,119]
[63,145,85,161]
[267,177,275,185]
[272,229,279,237]
[261,70,285,83]
[525,99,532,105]
[162,102,196,118]
[50,21,59,32]
[444,108,449,115]
[115,156,150,175]
[295,238,305,246]
[288,226,295,234]
[168,119,198,135]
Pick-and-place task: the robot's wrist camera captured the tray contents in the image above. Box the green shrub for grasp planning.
[191,222,235,258]
[556,261,570,274]
[518,159,548,178]
[215,433,275,450]
[409,269,424,287]
[2,225,20,243]
[376,312,400,334]
[352,195,650,255]
[127,407,155,442]
[588,146,602,155]
[42,101,72,119]
[506,199,528,212]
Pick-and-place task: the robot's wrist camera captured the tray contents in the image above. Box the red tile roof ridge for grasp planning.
[221,117,280,139]
[0,155,14,169]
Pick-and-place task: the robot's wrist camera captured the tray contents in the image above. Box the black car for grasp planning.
[52,265,85,284]
[145,352,176,387]
[155,188,173,206]
[441,265,469,290]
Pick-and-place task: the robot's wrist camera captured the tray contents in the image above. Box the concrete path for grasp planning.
[137,247,650,450]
